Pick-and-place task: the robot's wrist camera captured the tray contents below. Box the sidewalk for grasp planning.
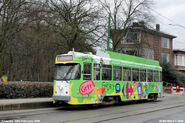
[0,98,53,111]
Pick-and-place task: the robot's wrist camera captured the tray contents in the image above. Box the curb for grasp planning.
[0,101,53,111]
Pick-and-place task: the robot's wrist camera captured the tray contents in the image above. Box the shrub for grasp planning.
[161,63,185,86]
[0,81,53,99]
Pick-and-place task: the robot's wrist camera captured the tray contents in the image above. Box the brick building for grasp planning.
[174,49,185,75]
[114,22,176,64]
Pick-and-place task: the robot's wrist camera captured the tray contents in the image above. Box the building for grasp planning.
[113,22,176,64]
[174,49,185,75]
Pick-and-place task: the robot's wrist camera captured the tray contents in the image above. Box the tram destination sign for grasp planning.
[57,55,73,61]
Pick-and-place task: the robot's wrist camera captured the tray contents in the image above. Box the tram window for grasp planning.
[94,64,100,80]
[140,69,146,81]
[83,63,92,80]
[113,66,122,81]
[160,72,162,82]
[102,65,112,80]
[123,67,131,81]
[55,63,81,80]
[147,70,153,82]
[154,71,159,82]
[132,68,139,81]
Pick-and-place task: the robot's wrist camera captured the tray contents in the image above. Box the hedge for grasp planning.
[0,81,53,99]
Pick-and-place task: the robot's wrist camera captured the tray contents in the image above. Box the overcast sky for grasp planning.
[154,0,185,50]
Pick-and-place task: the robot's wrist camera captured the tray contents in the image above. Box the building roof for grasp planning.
[173,49,185,53]
[110,23,176,40]
[132,26,176,39]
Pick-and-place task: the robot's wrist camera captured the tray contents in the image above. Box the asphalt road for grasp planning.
[0,94,185,123]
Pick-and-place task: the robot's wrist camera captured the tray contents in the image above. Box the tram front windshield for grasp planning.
[55,63,81,80]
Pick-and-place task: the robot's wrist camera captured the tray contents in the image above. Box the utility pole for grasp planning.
[107,13,111,51]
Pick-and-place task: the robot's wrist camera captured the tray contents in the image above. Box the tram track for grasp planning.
[62,100,185,123]
[0,97,185,123]
[93,103,185,123]
[0,100,160,120]
[0,108,59,120]
[0,101,152,120]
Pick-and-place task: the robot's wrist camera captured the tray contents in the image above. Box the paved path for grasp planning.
[0,98,53,111]
[0,98,52,105]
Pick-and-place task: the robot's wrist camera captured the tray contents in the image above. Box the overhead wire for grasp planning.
[149,7,185,28]
[147,7,185,46]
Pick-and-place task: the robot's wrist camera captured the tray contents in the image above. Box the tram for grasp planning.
[53,50,163,105]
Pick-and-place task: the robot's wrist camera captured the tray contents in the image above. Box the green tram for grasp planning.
[53,50,163,105]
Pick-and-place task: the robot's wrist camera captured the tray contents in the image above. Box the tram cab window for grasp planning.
[123,67,131,81]
[154,71,159,82]
[113,66,122,81]
[140,69,146,81]
[83,63,92,80]
[132,68,139,81]
[102,65,112,80]
[147,70,153,82]
[55,63,81,80]
[94,64,100,80]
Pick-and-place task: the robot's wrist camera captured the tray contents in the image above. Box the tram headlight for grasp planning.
[59,85,63,91]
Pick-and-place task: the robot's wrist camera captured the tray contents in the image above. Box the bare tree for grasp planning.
[1,0,24,76]
[98,0,154,51]
[0,0,154,81]
[0,0,43,80]
[44,0,104,53]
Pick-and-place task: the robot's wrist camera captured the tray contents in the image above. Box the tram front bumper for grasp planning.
[53,95,71,102]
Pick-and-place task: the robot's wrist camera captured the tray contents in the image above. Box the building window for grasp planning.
[122,48,136,56]
[161,37,170,49]
[122,32,140,44]
[176,55,185,66]
[177,55,183,66]
[161,53,170,63]
[142,48,154,59]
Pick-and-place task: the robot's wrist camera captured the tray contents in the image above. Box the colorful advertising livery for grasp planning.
[53,50,163,105]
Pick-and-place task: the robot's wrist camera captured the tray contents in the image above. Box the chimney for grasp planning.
[133,22,139,27]
[156,24,160,31]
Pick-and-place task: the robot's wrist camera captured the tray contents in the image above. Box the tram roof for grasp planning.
[57,50,161,70]
[99,50,160,67]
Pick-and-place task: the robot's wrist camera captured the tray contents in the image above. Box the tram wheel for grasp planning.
[148,93,158,101]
